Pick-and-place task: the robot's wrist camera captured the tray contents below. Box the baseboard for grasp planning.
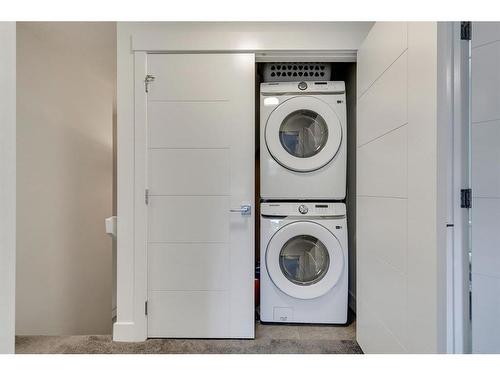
[113,321,146,342]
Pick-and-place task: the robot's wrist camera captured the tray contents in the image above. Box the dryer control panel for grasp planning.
[261,202,346,217]
[260,81,345,95]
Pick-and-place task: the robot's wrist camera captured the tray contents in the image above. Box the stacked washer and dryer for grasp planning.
[259,63,348,324]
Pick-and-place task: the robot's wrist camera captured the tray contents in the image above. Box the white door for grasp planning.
[470,22,500,353]
[357,23,447,353]
[143,53,255,338]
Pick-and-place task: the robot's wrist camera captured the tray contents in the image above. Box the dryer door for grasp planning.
[266,221,344,299]
[265,96,342,172]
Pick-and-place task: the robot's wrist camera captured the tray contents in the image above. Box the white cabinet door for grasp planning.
[471,22,500,353]
[357,22,446,353]
[141,54,255,338]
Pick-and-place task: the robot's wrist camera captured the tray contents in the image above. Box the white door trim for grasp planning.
[133,51,149,340]
[438,21,472,354]
[114,23,370,341]
[0,22,16,354]
[450,21,472,354]
[114,51,149,341]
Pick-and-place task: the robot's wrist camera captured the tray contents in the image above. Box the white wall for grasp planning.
[16,22,116,335]
[356,22,447,353]
[471,22,500,353]
[115,22,372,341]
[0,22,16,354]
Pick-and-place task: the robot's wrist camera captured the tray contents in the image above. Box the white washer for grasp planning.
[260,202,348,324]
[260,81,347,200]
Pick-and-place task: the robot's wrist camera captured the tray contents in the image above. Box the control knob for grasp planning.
[298,205,308,214]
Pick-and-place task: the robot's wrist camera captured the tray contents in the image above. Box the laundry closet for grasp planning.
[254,61,357,325]
[115,22,451,354]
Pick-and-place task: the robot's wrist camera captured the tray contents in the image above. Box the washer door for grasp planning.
[265,96,342,172]
[266,221,344,299]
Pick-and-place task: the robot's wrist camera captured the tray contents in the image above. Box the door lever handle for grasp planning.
[229,204,251,216]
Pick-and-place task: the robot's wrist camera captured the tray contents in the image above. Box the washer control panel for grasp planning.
[261,202,345,217]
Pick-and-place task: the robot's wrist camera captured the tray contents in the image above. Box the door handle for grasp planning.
[229,204,252,216]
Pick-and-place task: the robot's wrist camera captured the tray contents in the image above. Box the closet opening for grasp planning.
[254,60,358,325]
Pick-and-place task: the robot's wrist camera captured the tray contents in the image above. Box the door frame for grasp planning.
[114,23,469,349]
[0,22,16,354]
[438,21,472,353]
[450,21,472,354]
[114,25,363,342]
[115,48,356,342]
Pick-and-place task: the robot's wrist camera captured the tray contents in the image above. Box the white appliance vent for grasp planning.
[263,62,332,82]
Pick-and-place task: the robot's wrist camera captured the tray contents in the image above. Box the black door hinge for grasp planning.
[145,301,148,316]
[461,22,472,41]
[461,188,472,208]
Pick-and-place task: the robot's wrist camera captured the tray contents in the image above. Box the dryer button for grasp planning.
[298,205,308,214]
[298,81,308,90]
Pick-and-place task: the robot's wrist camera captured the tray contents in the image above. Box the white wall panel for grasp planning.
[471,22,500,354]
[357,197,407,273]
[357,22,407,97]
[471,121,500,198]
[357,126,407,198]
[472,22,500,48]
[406,22,440,353]
[472,199,500,278]
[358,245,407,346]
[357,22,445,354]
[472,41,500,123]
[472,273,500,353]
[358,50,408,146]
[356,300,406,353]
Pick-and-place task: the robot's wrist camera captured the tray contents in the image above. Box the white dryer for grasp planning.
[260,202,348,324]
[260,81,346,200]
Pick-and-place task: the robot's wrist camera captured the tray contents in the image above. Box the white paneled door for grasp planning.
[356,22,447,353]
[139,54,255,338]
[471,22,500,353]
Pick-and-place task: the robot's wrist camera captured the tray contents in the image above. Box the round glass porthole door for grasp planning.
[279,110,329,159]
[279,235,330,286]
[266,221,344,300]
[265,96,342,172]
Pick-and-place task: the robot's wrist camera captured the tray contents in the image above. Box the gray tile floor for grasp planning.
[15,320,362,354]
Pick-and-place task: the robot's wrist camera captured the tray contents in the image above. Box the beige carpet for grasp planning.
[16,321,362,354]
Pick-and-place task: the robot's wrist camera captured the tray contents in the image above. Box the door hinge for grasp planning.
[145,74,155,93]
[145,301,148,315]
[461,21,472,41]
[145,189,149,205]
[461,188,472,208]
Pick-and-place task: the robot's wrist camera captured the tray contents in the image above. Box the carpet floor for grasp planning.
[16,321,362,354]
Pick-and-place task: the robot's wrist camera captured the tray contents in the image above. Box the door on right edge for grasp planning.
[470,22,500,353]
[356,22,445,353]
